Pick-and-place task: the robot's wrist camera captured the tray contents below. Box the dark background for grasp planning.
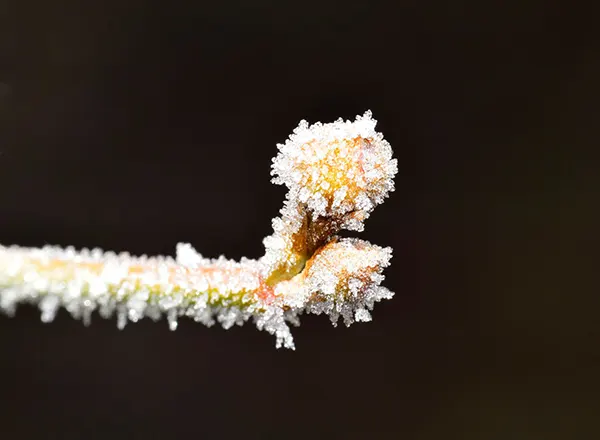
[0,1,598,438]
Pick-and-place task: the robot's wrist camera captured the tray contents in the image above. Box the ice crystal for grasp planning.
[0,111,397,349]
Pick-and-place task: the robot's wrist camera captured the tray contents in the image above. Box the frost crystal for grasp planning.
[0,111,397,349]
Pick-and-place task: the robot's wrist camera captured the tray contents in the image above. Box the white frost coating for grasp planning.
[0,111,397,349]
[175,243,203,268]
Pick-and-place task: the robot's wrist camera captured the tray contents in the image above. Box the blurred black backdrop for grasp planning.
[0,1,598,439]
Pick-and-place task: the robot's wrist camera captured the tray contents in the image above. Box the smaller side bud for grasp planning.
[300,238,394,326]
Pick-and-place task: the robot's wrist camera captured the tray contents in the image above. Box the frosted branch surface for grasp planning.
[0,111,397,349]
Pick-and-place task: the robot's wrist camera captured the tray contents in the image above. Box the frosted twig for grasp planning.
[0,111,397,349]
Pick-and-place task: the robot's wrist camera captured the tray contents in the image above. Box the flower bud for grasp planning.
[271,111,397,230]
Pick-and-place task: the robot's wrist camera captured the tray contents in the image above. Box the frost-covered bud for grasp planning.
[272,237,393,326]
[304,238,392,300]
[299,238,393,326]
[271,111,397,230]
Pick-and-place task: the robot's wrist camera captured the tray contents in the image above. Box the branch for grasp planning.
[0,111,397,349]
